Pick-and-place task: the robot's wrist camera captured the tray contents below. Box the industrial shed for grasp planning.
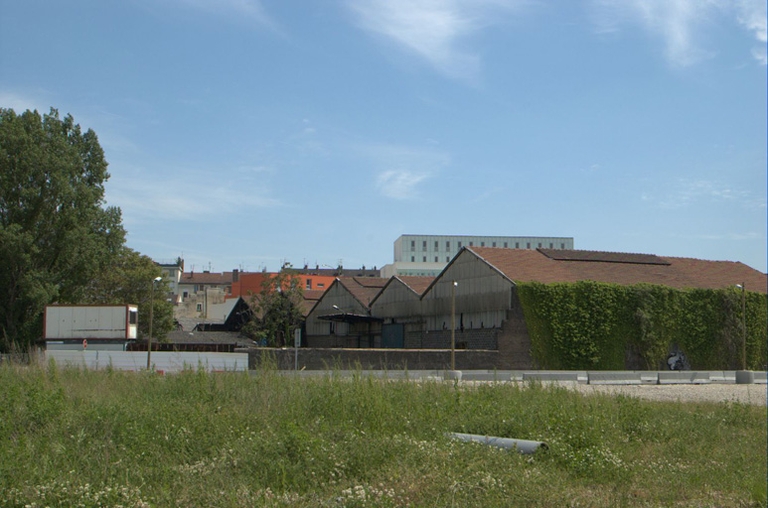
[298,247,766,370]
[369,276,434,348]
[304,277,388,348]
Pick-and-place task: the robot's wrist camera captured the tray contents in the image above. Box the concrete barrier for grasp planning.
[462,371,513,382]
[657,371,710,384]
[587,371,643,385]
[522,371,587,383]
[735,370,755,384]
[755,371,767,384]
[709,371,733,384]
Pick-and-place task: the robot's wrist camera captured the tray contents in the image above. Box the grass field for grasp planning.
[1,360,765,507]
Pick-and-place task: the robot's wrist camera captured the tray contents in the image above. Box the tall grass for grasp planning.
[0,362,765,507]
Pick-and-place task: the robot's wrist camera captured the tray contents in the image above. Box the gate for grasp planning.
[381,323,404,348]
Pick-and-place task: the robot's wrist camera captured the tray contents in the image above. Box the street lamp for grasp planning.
[147,276,162,370]
[736,283,746,370]
[451,281,458,371]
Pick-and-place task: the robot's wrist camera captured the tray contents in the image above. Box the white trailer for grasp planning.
[44,305,139,350]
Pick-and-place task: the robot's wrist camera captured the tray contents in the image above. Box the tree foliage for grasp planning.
[83,247,174,341]
[0,108,125,351]
[243,267,304,347]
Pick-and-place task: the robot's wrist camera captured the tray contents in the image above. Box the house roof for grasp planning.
[468,247,767,293]
[180,271,234,285]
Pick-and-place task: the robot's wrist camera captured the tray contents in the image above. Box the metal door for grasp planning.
[381,323,404,348]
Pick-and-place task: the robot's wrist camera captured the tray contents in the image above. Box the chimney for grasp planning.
[233,269,239,282]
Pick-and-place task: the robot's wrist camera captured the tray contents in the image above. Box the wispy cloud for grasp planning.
[591,0,767,66]
[376,170,431,200]
[356,143,450,200]
[736,0,767,64]
[0,91,48,113]
[591,0,723,66]
[346,0,526,81]
[107,165,281,224]
[645,178,759,209]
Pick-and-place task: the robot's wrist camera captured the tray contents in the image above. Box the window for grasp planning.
[434,256,438,262]
[183,291,189,298]
[306,279,312,290]
[492,242,496,247]
[411,256,415,262]
[317,283,325,288]
[423,240,427,251]
[515,242,519,249]
[196,303,202,312]
[129,310,138,325]
[480,242,485,247]
[504,242,508,248]
[458,241,462,249]
[469,242,473,246]
[538,243,542,248]
[549,243,553,249]
[435,241,439,250]
[526,242,531,249]
[446,256,450,262]
[561,243,565,249]
[423,256,427,262]
[446,241,450,250]
[410,240,415,251]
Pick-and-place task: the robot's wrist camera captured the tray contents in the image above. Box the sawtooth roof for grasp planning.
[337,276,389,307]
[396,276,436,296]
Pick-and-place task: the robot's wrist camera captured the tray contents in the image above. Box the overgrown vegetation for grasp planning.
[1,362,765,507]
[242,266,305,347]
[518,281,768,370]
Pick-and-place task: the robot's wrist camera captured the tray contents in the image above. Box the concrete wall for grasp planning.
[248,347,502,371]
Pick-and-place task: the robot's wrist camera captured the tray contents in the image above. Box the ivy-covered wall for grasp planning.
[517,281,767,371]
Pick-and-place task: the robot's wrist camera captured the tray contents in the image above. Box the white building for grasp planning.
[380,234,575,277]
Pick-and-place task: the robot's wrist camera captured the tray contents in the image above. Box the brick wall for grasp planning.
[403,328,499,350]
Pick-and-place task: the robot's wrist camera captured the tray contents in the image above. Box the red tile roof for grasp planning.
[469,247,767,293]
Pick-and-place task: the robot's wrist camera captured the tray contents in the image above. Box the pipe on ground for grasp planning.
[448,432,548,454]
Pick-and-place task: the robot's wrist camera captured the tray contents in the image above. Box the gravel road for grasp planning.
[565,383,767,405]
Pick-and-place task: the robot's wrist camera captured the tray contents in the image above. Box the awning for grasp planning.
[318,312,383,324]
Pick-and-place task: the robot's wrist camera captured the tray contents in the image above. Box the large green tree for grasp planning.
[0,108,125,351]
[83,247,175,341]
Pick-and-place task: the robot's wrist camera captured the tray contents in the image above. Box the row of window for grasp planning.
[409,243,565,261]
[411,240,565,252]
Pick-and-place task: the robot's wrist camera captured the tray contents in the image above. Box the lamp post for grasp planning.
[736,283,746,370]
[147,276,162,370]
[451,281,457,371]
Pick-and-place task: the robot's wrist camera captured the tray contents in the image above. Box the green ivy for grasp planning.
[517,282,767,370]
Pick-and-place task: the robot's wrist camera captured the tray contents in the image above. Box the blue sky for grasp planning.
[2,0,766,273]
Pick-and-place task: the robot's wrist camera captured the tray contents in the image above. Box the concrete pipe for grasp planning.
[448,432,548,454]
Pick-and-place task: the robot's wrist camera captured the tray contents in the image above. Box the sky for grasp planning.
[1,0,766,274]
